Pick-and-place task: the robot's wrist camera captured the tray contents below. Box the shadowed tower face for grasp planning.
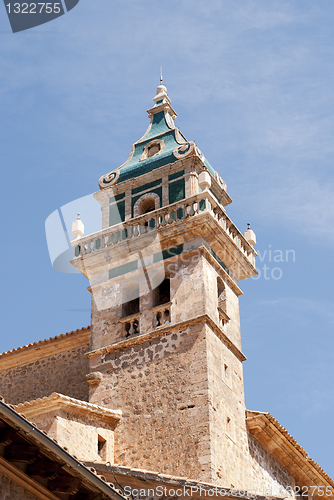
[71,84,257,485]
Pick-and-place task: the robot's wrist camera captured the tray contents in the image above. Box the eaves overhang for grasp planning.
[246,410,334,500]
[0,398,127,500]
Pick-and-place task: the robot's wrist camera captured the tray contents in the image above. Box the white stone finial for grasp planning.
[156,83,168,95]
[72,213,84,240]
[244,223,256,247]
[198,171,212,191]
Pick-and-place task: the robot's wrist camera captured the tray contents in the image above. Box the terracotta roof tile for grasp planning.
[0,326,90,358]
[246,410,334,487]
[15,392,122,419]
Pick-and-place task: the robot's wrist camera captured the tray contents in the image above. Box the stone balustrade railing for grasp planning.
[72,191,256,265]
[152,303,171,328]
[119,314,140,337]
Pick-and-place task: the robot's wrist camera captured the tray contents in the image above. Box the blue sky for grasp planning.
[1,0,333,480]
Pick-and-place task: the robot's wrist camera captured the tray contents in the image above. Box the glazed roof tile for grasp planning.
[98,84,218,188]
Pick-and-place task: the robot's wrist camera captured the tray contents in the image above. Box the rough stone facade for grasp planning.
[247,432,295,496]
[0,329,90,405]
[86,240,253,487]
[24,407,116,463]
[89,322,212,481]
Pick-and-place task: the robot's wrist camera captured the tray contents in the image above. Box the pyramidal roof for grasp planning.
[98,84,222,189]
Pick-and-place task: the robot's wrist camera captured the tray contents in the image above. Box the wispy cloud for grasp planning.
[257,296,334,324]
[0,0,333,235]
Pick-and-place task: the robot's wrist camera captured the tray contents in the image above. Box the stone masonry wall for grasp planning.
[0,344,89,405]
[247,431,295,496]
[90,254,207,352]
[0,469,40,500]
[206,321,249,488]
[30,408,115,463]
[89,322,213,482]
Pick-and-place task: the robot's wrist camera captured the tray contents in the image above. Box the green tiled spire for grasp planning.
[98,84,218,188]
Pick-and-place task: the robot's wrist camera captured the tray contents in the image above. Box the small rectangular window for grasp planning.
[225,416,235,442]
[153,278,170,306]
[97,435,107,460]
[221,355,232,388]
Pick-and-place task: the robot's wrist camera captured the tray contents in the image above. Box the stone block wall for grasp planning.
[89,322,213,482]
[206,322,248,488]
[0,330,90,405]
[246,431,295,496]
[90,252,207,351]
[28,408,115,463]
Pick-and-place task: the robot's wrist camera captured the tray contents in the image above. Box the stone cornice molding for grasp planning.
[15,393,122,424]
[246,410,334,497]
[94,155,232,208]
[86,313,247,363]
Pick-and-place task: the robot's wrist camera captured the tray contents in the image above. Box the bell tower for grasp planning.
[71,83,257,487]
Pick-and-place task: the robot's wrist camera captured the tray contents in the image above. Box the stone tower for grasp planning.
[70,84,257,487]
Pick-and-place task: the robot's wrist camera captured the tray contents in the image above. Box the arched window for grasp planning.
[122,282,139,317]
[139,197,155,215]
[133,192,160,218]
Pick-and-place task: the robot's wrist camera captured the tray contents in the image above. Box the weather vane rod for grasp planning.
[160,66,163,84]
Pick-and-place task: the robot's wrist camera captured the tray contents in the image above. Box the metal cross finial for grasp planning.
[160,66,163,84]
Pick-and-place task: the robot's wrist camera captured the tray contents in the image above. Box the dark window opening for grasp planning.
[98,435,107,460]
[217,278,226,301]
[153,278,170,306]
[147,144,160,157]
[122,283,140,317]
[140,197,156,215]
[122,297,139,317]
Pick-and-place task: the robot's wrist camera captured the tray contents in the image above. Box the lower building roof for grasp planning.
[0,397,126,500]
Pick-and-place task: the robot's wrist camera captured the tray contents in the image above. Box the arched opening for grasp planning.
[147,143,160,157]
[139,197,155,216]
[122,282,140,317]
[133,192,160,218]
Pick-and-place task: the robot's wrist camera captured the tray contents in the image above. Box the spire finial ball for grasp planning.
[156,84,167,95]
